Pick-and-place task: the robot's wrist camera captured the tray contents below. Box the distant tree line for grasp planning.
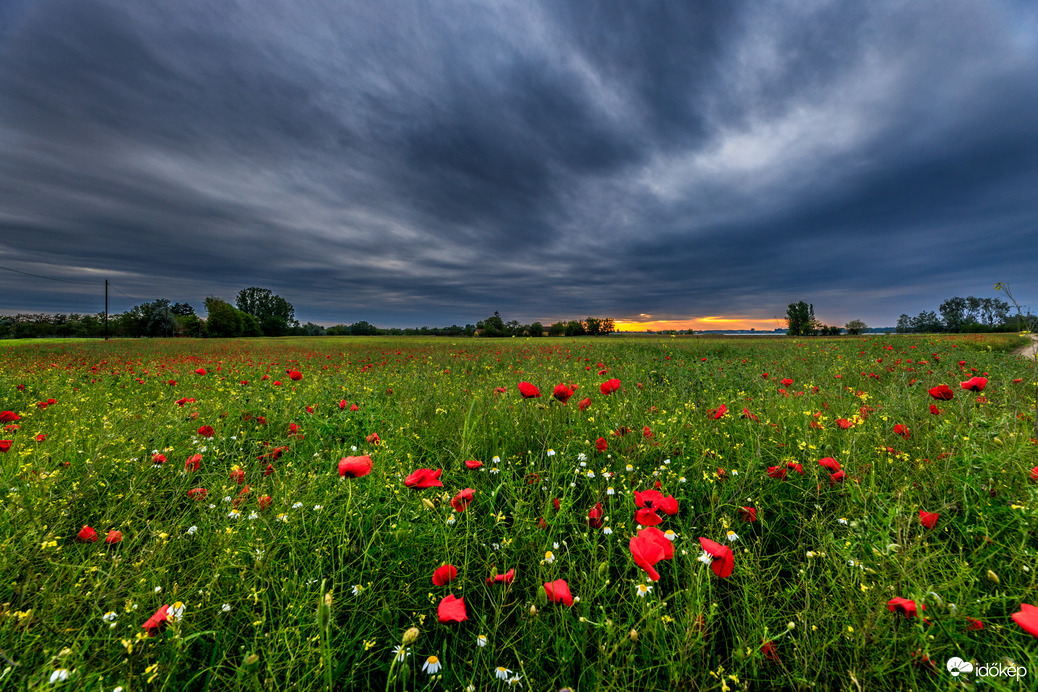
[0,298,617,340]
[895,295,1027,334]
[785,301,866,336]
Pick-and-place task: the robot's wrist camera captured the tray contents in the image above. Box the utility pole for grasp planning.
[105,279,109,341]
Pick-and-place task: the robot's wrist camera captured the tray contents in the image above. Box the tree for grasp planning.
[845,319,868,335]
[529,321,543,337]
[236,287,296,337]
[548,321,566,336]
[895,314,913,333]
[786,301,815,336]
[146,300,178,337]
[476,312,506,337]
[910,311,942,333]
[204,296,243,338]
[171,302,195,316]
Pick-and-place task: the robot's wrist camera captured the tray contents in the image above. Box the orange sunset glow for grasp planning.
[614,315,784,332]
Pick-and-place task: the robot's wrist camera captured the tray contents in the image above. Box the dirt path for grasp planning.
[1013,334,1038,359]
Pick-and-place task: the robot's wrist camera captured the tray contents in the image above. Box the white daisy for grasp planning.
[422,655,442,674]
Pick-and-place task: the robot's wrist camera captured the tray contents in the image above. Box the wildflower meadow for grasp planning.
[1,333,1037,691]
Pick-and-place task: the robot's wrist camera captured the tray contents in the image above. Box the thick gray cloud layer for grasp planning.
[1,0,1036,327]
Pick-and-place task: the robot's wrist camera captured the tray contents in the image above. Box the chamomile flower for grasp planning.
[167,601,186,622]
[602,527,613,535]
[422,655,442,674]
[495,666,513,681]
[544,551,555,564]
[586,471,595,479]
[606,486,615,495]
[664,530,678,542]
[635,583,652,598]
[476,634,488,647]
[726,530,739,542]
[838,517,848,525]
[221,604,232,612]
[391,645,408,662]
[292,502,303,509]
[492,456,501,464]
[576,452,587,462]
[49,669,70,684]
[507,675,522,687]
[352,584,363,596]
[697,551,714,566]
[547,449,555,457]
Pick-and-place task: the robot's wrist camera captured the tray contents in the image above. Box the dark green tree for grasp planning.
[204,296,243,338]
[236,287,296,337]
[845,319,868,335]
[786,301,815,336]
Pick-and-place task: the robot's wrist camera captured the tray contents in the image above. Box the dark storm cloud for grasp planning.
[1,0,1036,328]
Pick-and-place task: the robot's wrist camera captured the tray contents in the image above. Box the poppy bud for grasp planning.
[401,627,419,645]
[317,589,333,631]
[241,653,260,672]
[629,629,639,642]
[529,604,539,616]
[987,569,1000,584]
[421,498,435,511]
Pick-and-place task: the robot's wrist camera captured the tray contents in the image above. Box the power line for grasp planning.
[0,264,96,285]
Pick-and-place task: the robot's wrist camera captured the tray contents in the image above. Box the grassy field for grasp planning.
[1,333,1036,691]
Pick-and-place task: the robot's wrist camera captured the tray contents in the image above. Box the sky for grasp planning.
[1,0,1036,331]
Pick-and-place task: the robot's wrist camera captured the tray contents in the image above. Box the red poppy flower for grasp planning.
[829,470,846,485]
[339,399,347,410]
[761,640,780,664]
[928,384,954,400]
[634,490,679,515]
[36,433,47,442]
[642,425,654,438]
[961,376,987,392]
[699,537,734,578]
[404,468,443,488]
[894,424,910,439]
[1031,466,1038,482]
[518,382,541,398]
[0,440,11,453]
[741,408,759,422]
[0,411,20,422]
[639,526,674,559]
[553,384,574,404]
[258,495,271,510]
[106,530,123,545]
[818,457,841,473]
[630,533,666,581]
[197,425,215,438]
[635,508,662,526]
[919,510,939,529]
[464,459,483,470]
[195,368,206,376]
[786,462,804,475]
[188,488,208,500]
[451,488,476,512]
[288,370,302,381]
[836,418,853,429]
[184,454,202,472]
[231,468,245,484]
[437,594,467,623]
[708,404,727,419]
[965,617,983,631]
[578,397,591,411]
[142,605,169,636]
[77,525,98,542]
[600,378,621,395]
[543,579,573,606]
[738,506,757,522]
[767,466,786,481]
[596,437,608,453]
[151,453,166,465]
[493,387,507,395]
[780,378,793,386]
[338,455,373,477]
[929,404,940,415]
[486,568,515,585]
[887,597,925,619]
[366,432,381,445]
[552,498,561,511]
[1012,604,1038,638]
[432,564,458,586]
[587,502,603,528]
